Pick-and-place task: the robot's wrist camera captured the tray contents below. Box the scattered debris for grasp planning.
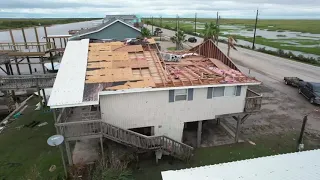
[25,121,41,128]
[0,126,4,134]
[35,103,41,111]
[15,125,24,130]
[13,112,22,119]
[248,140,256,145]
[49,165,56,172]
[37,122,48,127]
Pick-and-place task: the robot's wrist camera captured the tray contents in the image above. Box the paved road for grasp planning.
[147,25,320,82]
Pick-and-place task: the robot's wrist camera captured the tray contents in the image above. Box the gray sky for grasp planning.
[0,0,319,18]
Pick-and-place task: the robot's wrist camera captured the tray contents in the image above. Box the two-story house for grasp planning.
[48,40,262,164]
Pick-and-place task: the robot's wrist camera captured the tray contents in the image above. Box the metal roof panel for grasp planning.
[48,39,89,108]
[162,150,320,180]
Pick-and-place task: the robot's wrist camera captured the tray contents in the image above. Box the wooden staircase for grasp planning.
[101,121,194,160]
[57,120,194,161]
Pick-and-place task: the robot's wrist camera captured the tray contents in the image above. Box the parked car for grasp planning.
[188,37,197,43]
[284,77,303,87]
[298,82,320,104]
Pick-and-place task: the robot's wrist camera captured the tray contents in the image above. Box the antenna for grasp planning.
[47,134,67,177]
[47,134,64,146]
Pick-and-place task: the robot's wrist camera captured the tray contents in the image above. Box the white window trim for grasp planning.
[224,86,237,97]
[212,87,225,97]
[235,86,241,96]
[211,86,242,98]
[174,89,188,101]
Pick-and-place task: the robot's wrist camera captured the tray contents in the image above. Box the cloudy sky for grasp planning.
[0,0,319,19]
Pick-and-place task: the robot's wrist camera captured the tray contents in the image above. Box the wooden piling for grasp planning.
[37,85,43,109]
[14,57,21,75]
[65,141,73,165]
[21,28,28,49]
[235,116,241,143]
[34,27,40,52]
[197,120,202,147]
[26,56,32,74]
[42,89,47,106]
[40,56,46,74]
[9,29,16,50]
[59,38,63,49]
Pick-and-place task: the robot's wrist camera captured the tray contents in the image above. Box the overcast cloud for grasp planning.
[0,0,319,18]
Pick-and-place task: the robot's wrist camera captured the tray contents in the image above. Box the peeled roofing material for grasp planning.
[48,39,89,108]
[161,150,320,180]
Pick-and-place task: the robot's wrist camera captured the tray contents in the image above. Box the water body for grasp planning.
[0,20,102,43]
[0,20,102,75]
[183,21,320,59]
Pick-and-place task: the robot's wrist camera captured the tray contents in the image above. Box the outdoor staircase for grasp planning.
[57,120,194,161]
[101,121,194,160]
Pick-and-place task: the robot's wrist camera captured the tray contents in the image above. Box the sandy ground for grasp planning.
[154,32,320,144]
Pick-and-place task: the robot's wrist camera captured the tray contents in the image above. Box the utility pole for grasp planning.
[216,12,219,45]
[160,16,162,27]
[252,9,259,50]
[152,16,154,35]
[216,12,219,25]
[176,15,179,50]
[194,13,197,35]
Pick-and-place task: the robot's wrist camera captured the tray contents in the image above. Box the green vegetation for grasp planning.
[133,132,320,180]
[146,18,320,34]
[140,27,152,38]
[0,97,63,180]
[167,47,177,51]
[0,18,100,30]
[229,34,320,56]
[170,30,187,50]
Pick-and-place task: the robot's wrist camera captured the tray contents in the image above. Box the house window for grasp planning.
[175,89,188,101]
[235,86,241,96]
[169,89,194,102]
[225,86,236,96]
[213,87,225,97]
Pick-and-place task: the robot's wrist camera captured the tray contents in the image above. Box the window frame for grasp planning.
[174,89,188,101]
[235,86,241,96]
[212,87,225,97]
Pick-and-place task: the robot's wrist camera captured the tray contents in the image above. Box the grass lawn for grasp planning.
[0,97,63,180]
[133,132,320,180]
[167,47,176,51]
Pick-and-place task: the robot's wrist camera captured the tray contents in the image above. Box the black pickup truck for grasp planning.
[284,77,320,104]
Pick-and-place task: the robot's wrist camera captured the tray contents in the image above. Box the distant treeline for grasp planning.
[0,18,100,30]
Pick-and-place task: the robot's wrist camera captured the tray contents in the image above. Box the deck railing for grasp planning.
[0,42,55,52]
[0,74,56,90]
[55,120,194,160]
[245,89,262,112]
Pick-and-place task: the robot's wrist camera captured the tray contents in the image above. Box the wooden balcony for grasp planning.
[245,89,262,112]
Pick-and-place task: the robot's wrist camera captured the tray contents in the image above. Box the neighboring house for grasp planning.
[161,149,320,180]
[103,15,141,26]
[48,40,262,165]
[69,18,142,41]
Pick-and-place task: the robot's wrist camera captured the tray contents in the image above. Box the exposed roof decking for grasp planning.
[48,39,89,108]
[49,40,260,108]
[162,150,320,180]
[84,42,258,91]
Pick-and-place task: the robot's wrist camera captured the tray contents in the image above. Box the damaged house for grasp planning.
[48,39,262,164]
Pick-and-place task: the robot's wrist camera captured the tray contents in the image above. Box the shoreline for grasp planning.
[0,18,100,32]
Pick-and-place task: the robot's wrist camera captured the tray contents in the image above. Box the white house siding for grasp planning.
[100,86,248,142]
